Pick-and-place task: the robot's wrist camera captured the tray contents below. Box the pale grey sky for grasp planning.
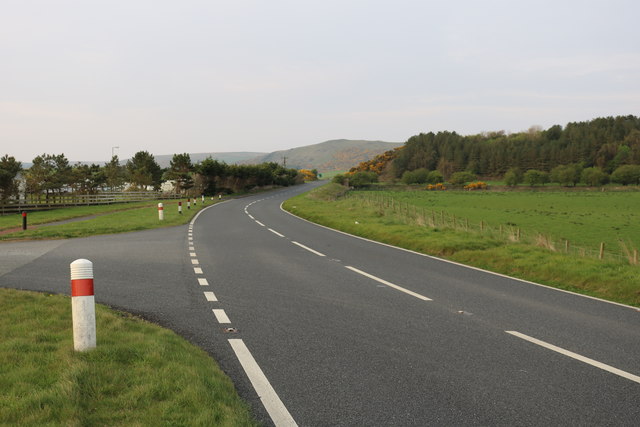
[2,0,639,163]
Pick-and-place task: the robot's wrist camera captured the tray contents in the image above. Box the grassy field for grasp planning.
[0,199,212,240]
[283,184,640,307]
[359,189,640,258]
[0,288,257,425]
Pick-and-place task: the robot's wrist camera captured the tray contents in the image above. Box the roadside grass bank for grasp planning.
[0,288,257,426]
[0,199,212,241]
[283,184,640,307]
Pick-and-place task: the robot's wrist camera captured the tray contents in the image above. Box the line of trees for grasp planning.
[347,115,640,186]
[0,151,302,203]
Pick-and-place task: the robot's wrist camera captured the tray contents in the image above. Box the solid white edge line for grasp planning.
[280,201,639,311]
[345,266,432,301]
[268,228,285,238]
[204,291,217,302]
[292,241,325,257]
[505,331,640,384]
[229,339,298,427]
[212,309,231,323]
[198,278,209,286]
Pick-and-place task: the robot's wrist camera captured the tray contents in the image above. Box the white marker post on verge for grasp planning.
[178,201,183,214]
[158,203,164,220]
[70,259,96,351]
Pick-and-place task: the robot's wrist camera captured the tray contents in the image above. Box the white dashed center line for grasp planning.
[198,278,209,286]
[345,266,432,301]
[506,331,640,384]
[269,228,285,237]
[292,241,325,257]
[204,291,218,302]
[212,309,231,324]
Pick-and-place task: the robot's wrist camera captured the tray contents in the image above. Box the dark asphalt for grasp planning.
[1,182,638,426]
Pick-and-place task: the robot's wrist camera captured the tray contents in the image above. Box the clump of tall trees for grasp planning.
[0,151,302,202]
[348,115,640,187]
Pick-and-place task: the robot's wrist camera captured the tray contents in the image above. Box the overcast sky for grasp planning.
[2,0,639,163]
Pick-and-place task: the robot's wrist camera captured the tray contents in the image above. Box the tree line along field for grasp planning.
[351,189,640,260]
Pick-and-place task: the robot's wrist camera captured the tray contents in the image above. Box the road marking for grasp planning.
[204,291,217,301]
[248,214,254,220]
[212,309,231,323]
[269,228,285,238]
[191,259,199,265]
[198,278,209,286]
[345,266,432,301]
[189,246,195,251]
[194,267,203,274]
[188,236,193,241]
[292,241,325,257]
[505,331,640,384]
[190,252,197,257]
[281,203,640,312]
[255,220,265,227]
[229,339,298,427]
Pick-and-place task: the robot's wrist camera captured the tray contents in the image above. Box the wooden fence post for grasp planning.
[599,242,605,260]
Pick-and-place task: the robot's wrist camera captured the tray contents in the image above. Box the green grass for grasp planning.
[359,189,640,257]
[0,288,257,426]
[0,199,213,240]
[283,184,640,307]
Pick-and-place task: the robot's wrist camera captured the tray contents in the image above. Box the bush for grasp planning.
[448,171,476,186]
[550,164,582,186]
[581,167,609,186]
[401,168,429,185]
[610,165,640,185]
[349,171,378,188]
[523,169,549,186]
[504,167,523,187]
[427,170,444,184]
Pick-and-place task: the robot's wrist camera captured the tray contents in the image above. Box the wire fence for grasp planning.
[0,192,181,215]
[346,192,639,266]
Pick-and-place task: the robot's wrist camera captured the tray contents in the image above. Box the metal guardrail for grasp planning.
[0,192,181,215]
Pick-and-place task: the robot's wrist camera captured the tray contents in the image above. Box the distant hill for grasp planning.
[242,139,402,172]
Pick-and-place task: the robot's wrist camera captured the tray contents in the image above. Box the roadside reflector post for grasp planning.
[70,259,96,352]
[178,201,183,214]
[201,195,205,204]
[193,197,197,206]
[22,211,27,230]
[158,203,164,220]
[187,198,191,209]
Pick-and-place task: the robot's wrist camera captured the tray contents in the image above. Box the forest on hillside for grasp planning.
[348,115,640,186]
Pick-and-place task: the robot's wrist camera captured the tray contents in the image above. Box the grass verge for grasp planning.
[283,184,640,307]
[0,199,212,241]
[0,288,257,426]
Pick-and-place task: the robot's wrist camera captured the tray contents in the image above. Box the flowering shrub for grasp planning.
[464,181,488,190]
[426,183,447,191]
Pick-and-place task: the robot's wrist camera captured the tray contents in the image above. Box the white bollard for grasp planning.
[70,259,96,352]
[178,201,183,214]
[201,195,205,204]
[187,199,191,209]
[158,203,164,220]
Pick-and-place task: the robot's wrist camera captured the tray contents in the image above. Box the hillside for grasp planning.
[242,139,402,172]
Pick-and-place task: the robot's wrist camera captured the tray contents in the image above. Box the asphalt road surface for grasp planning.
[1,182,639,426]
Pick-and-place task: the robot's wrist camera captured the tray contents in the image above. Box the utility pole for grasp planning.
[282,156,287,168]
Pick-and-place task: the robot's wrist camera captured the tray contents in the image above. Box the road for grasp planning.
[1,182,639,426]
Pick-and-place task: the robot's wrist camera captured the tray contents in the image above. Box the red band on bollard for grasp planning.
[71,279,94,296]
[158,206,163,210]
[22,212,27,217]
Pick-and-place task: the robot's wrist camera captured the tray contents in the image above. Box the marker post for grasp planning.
[70,259,96,352]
